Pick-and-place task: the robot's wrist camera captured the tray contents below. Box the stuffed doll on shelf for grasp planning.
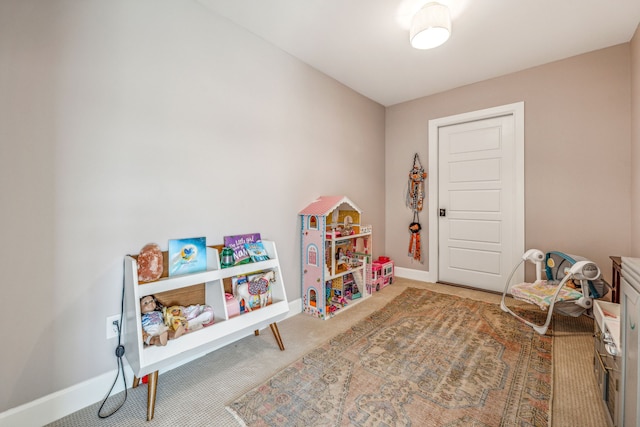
[163,303,215,333]
[140,296,215,346]
[140,295,184,346]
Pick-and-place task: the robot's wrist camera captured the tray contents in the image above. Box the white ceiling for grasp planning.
[197,0,640,106]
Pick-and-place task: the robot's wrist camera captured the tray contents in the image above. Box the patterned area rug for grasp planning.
[227,288,552,426]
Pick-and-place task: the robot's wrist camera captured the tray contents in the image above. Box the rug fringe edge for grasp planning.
[225,406,248,427]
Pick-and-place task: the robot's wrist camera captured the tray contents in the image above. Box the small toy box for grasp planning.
[371,257,394,292]
[225,293,240,318]
[371,263,383,292]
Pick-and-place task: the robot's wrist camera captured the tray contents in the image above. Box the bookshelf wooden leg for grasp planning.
[270,322,285,351]
[147,371,159,421]
[132,376,140,388]
[254,329,260,336]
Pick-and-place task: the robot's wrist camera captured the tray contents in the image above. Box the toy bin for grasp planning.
[225,293,240,318]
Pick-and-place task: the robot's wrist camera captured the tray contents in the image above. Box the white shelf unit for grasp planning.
[123,240,288,420]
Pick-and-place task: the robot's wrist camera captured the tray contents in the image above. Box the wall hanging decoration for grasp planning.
[406,153,427,263]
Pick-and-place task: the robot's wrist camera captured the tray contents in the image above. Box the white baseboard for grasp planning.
[394,266,435,283]
[0,366,134,427]
[0,299,303,427]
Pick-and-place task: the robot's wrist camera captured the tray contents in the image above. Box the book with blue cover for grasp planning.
[168,236,207,276]
[244,241,269,262]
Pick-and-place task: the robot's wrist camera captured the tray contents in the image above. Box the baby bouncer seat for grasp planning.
[500,249,609,335]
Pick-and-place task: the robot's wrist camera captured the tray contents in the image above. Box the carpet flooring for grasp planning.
[46,278,609,426]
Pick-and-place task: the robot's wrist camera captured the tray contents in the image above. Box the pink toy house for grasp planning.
[299,196,372,319]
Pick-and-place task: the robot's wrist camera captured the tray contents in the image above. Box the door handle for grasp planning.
[439,209,446,217]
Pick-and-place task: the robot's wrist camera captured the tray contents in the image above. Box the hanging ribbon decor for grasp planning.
[406,153,427,262]
[408,212,422,262]
[406,153,427,212]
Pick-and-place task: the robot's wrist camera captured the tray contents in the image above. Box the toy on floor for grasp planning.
[371,256,394,292]
[500,249,609,335]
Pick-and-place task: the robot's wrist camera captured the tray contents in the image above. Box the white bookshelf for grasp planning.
[123,240,288,420]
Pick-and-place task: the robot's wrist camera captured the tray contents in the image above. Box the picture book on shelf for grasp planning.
[244,241,269,262]
[231,275,248,293]
[168,237,207,276]
[223,233,261,265]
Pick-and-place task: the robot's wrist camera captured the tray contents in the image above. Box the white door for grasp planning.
[429,103,524,292]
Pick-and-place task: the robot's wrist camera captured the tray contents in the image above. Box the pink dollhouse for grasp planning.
[299,196,372,319]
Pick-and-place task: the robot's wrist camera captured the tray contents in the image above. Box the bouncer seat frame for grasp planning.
[500,249,603,335]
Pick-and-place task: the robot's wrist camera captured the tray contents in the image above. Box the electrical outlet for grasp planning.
[106,314,121,339]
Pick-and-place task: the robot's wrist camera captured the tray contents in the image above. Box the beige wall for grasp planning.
[632,24,640,255]
[386,44,632,283]
[0,0,385,413]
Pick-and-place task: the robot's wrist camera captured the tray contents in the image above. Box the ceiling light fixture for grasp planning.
[410,2,451,50]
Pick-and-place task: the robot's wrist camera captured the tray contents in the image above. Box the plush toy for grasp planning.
[140,295,184,346]
[163,306,187,332]
[164,304,214,333]
[564,278,580,290]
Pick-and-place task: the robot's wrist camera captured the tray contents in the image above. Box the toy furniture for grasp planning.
[299,196,372,319]
[123,241,288,420]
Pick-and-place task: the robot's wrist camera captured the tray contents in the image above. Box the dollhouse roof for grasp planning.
[299,196,361,216]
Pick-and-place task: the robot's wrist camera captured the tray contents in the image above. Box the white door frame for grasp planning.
[428,102,525,285]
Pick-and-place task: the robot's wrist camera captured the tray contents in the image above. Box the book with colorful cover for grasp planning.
[223,233,261,265]
[231,275,248,295]
[168,236,207,276]
[244,241,270,262]
[231,275,250,313]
